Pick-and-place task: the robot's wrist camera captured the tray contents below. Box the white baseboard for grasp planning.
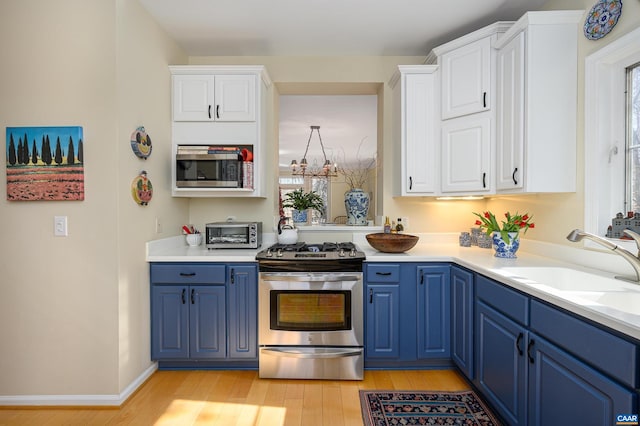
[0,363,157,407]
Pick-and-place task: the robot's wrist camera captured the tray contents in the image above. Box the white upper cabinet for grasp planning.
[390,66,439,196]
[441,112,492,194]
[173,73,256,122]
[495,11,582,193]
[440,37,491,120]
[169,65,271,198]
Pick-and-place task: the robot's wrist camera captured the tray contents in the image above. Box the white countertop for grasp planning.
[147,233,640,341]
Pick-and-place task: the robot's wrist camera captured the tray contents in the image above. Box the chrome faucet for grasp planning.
[566,229,640,283]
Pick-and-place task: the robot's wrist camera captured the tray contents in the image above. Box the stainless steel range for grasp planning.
[256,242,365,380]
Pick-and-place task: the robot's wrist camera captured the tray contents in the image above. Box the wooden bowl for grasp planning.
[366,233,419,253]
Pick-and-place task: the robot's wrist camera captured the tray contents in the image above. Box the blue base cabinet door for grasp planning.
[451,265,474,380]
[475,300,528,426]
[227,265,257,359]
[416,265,451,359]
[189,286,226,359]
[151,285,190,360]
[366,284,401,359]
[528,335,636,426]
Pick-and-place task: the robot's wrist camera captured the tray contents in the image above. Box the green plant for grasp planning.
[473,211,535,241]
[282,188,325,212]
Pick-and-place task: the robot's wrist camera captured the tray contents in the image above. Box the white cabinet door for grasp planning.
[173,74,256,122]
[172,75,215,121]
[441,113,491,193]
[214,75,256,121]
[403,72,438,194]
[441,37,491,120]
[496,32,525,191]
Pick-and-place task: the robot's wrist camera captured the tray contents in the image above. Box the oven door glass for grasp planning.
[270,290,351,331]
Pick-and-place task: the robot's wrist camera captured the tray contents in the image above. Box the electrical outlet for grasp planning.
[155,217,163,234]
[54,216,68,236]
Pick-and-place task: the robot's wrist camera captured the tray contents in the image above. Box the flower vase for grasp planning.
[491,232,520,258]
[292,209,308,225]
[344,188,370,226]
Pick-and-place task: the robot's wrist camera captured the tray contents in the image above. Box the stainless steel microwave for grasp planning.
[175,146,242,188]
[206,222,262,249]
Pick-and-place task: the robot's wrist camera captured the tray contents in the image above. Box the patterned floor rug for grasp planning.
[360,390,502,425]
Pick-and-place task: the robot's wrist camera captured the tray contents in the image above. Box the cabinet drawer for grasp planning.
[151,263,226,284]
[476,275,528,325]
[530,300,638,388]
[366,264,400,283]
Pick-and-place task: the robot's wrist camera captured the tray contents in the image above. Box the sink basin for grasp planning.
[366,233,419,253]
[572,291,640,315]
[500,267,636,292]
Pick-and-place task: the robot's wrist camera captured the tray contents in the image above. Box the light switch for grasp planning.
[54,216,68,236]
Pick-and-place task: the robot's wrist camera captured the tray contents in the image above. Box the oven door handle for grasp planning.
[261,347,363,359]
[260,273,361,282]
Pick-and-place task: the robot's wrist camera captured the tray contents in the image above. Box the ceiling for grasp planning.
[137,0,547,57]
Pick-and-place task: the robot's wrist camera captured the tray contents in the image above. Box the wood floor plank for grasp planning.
[0,369,470,425]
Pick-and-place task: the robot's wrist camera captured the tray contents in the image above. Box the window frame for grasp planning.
[585,27,640,251]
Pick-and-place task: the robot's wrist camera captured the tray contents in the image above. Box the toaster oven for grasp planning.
[206,222,262,249]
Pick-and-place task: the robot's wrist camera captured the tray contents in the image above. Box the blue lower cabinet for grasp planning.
[365,284,401,359]
[227,265,258,359]
[364,263,451,367]
[189,286,226,359]
[151,285,190,360]
[475,274,638,425]
[475,300,528,425]
[416,265,451,359]
[528,335,636,426]
[151,284,226,360]
[150,262,257,367]
[450,265,474,380]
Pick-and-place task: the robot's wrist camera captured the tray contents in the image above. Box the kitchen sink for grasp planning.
[569,291,640,315]
[499,267,636,292]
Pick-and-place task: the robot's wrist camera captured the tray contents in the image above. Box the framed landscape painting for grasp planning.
[6,126,84,201]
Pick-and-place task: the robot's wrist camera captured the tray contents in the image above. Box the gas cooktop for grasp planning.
[255,242,365,272]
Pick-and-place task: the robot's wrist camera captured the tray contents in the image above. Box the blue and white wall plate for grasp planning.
[130,126,152,159]
[584,0,623,40]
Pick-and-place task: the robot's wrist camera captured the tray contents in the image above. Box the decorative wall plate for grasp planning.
[131,170,153,205]
[130,126,152,159]
[584,0,623,40]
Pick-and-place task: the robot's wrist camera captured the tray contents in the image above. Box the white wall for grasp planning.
[0,0,187,399]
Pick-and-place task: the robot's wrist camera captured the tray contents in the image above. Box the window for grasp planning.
[627,63,640,213]
[585,27,640,249]
[278,176,329,224]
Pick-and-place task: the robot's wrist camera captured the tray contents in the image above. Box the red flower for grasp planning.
[484,212,490,219]
[529,223,535,228]
[475,220,482,226]
[522,214,529,221]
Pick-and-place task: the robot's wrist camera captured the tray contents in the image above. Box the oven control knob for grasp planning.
[349,248,357,257]
[266,248,273,257]
[339,249,346,257]
[276,249,283,257]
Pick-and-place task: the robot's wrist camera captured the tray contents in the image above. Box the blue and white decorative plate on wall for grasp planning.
[584,0,623,40]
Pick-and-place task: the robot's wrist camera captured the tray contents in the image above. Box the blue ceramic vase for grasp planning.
[344,188,370,226]
[491,232,520,258]
[292,209,308,224]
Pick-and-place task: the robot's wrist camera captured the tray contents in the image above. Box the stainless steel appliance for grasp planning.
[206,221,262,249]
[175,145,243,188]
[256,242,365,380]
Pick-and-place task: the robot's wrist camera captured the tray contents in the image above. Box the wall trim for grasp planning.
[0,363,157,407]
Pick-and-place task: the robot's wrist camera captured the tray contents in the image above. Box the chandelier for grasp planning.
[290,125,337,178]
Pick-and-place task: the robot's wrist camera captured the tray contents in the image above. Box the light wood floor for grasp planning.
[0,369,470,426]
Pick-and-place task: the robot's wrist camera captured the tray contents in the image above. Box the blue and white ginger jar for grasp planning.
[344,188,370,226]
[491,231,520,258]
